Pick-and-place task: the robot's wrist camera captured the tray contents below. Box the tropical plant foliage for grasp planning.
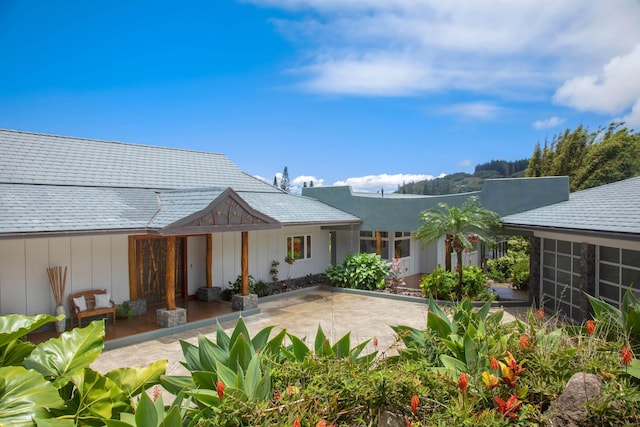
[2,295,640,425]
[486,236,530,290]
[323,252,390,291]
[526,122,640,191]
[420,264,492,300]
[415,196,501,299]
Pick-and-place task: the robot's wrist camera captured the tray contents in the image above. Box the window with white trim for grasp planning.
[287,235,311,260]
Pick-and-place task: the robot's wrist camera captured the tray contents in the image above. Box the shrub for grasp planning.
[420,265,491,300]
[486,236,530,290]
[225,275,270,298]
[324,252,390,291]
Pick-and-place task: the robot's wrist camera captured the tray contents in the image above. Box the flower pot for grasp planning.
[55,305,66,333]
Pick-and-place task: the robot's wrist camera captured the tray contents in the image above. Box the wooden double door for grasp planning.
[136,237,186,305]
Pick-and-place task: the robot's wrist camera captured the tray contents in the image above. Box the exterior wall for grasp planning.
[187,236,207,295]
[535,230,640,323]
[0,235,129,317]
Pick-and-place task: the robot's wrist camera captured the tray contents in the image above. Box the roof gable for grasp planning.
[160,188,280,234]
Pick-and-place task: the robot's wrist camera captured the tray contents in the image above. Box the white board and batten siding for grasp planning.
[0,226,332,316]
[0,235,129,317]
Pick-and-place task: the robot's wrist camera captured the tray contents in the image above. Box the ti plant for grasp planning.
[0,314,165,427]
[586,288,640,350]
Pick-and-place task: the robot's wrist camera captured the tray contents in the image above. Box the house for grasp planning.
[501,176,640,323]
[302,176,569,283]
[0,129,360,325]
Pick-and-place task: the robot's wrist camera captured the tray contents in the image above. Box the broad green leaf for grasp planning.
[486,310,504,326]
[69,368,123,422]
[243,355,262,399]
[286,334,310,361]
[261,328,287,358]
[349,339,371,362]
[624,358,640,379]
[179,340,202,371]
[476,298,494,320]
[0,366,64,426]
[159,375,193,396]
[1,338,35,367]
[134,391,158,427]
[192,371,217,389]
[463,333,477,369]
[24,320,105,388]
[197,334,226,372]
[314,325,329,356]
[586,293,622,327]
[229,317,252,351]
[427,298,452,335]
[188,389,221,408]
[228,334,253,372]
[251,326,275,351]
[215,321,231,351]
[105,359,167,399]
[333,332,352,359]
[215,360,237,387]
[390,325,426,349]
[0,313,60,348]
[34,419,76,427]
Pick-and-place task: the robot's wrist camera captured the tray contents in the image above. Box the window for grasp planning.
[541,238,581,321]
[287,235,311,260]
[359,231,389,259]
[394,232,411,258]
[598,246,640,307]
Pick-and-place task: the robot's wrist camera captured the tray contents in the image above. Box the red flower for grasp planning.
[216,380,224,400]
[458,372,469,393]
[520,334,529,348]
[622,345,633,366]
[585,320,595,335]
[405,416,412,427]
[490,357,499,371]
[316,421,326,427]
[536,307,544,320]
[294,419,301,427]
[411,395,419,415]
[373,336,379,347]
[495,395,522,418]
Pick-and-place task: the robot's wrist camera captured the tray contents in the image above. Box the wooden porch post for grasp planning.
[241,231,249,296]
[375,231,382,256]
[166,236,177,310]
[206,234,213,288]
[128,236,137,301]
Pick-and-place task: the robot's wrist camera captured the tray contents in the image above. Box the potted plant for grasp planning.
[115,302,134,320]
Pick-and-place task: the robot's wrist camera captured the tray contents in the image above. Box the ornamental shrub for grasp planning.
[420,264,491,300]
[324,252,390,291]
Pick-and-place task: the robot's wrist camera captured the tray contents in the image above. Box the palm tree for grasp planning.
[414,196,501,299]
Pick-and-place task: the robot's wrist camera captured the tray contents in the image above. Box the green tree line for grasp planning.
[526,122,640,191]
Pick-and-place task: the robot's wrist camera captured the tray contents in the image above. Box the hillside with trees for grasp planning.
[525,122,640,191]
[398,159,528,195]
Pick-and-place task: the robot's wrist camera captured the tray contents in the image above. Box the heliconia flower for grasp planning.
[459,372,469,393]
[490,357,499,371]
[585,320,595,335]
[411,395,419,415]
[216,380,224,400]
[405,416,413,427]
[520,334,529,348]
[316,420,326,427]
[494,395,522,418]
[373,336,379,347]
[482,371,500,389]
[622,345,633,366]
[293,418,301,427]
[151,385,161,402]
[536,307,544,320]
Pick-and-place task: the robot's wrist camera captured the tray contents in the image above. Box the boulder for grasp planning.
[545,372,602,426]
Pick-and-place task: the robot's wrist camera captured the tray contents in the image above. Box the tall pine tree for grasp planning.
[280,166,290,193]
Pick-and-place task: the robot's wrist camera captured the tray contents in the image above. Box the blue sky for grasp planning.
[2,1,640,193]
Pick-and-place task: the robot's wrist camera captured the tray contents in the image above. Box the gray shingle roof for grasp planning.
[239,192,361,225]
[0,129,360,236]
[0,129,278,192]
[502,176,640,236]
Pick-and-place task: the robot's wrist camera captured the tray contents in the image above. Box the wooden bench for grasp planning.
[69,289,116,328]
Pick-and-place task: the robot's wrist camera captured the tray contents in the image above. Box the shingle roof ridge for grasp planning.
[0,127,226,156]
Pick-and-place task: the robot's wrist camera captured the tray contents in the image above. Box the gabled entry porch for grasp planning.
[126,188,282,328]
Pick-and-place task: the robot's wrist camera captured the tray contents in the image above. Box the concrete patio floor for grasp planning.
[90,288,532,377]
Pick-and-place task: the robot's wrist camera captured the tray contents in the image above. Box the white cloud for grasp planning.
[458,159,472,168]
[438,102,502,119]
[553,43,640,125]
[332,173,441,193]
[532,116,564,130]
[248,0,640,99]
